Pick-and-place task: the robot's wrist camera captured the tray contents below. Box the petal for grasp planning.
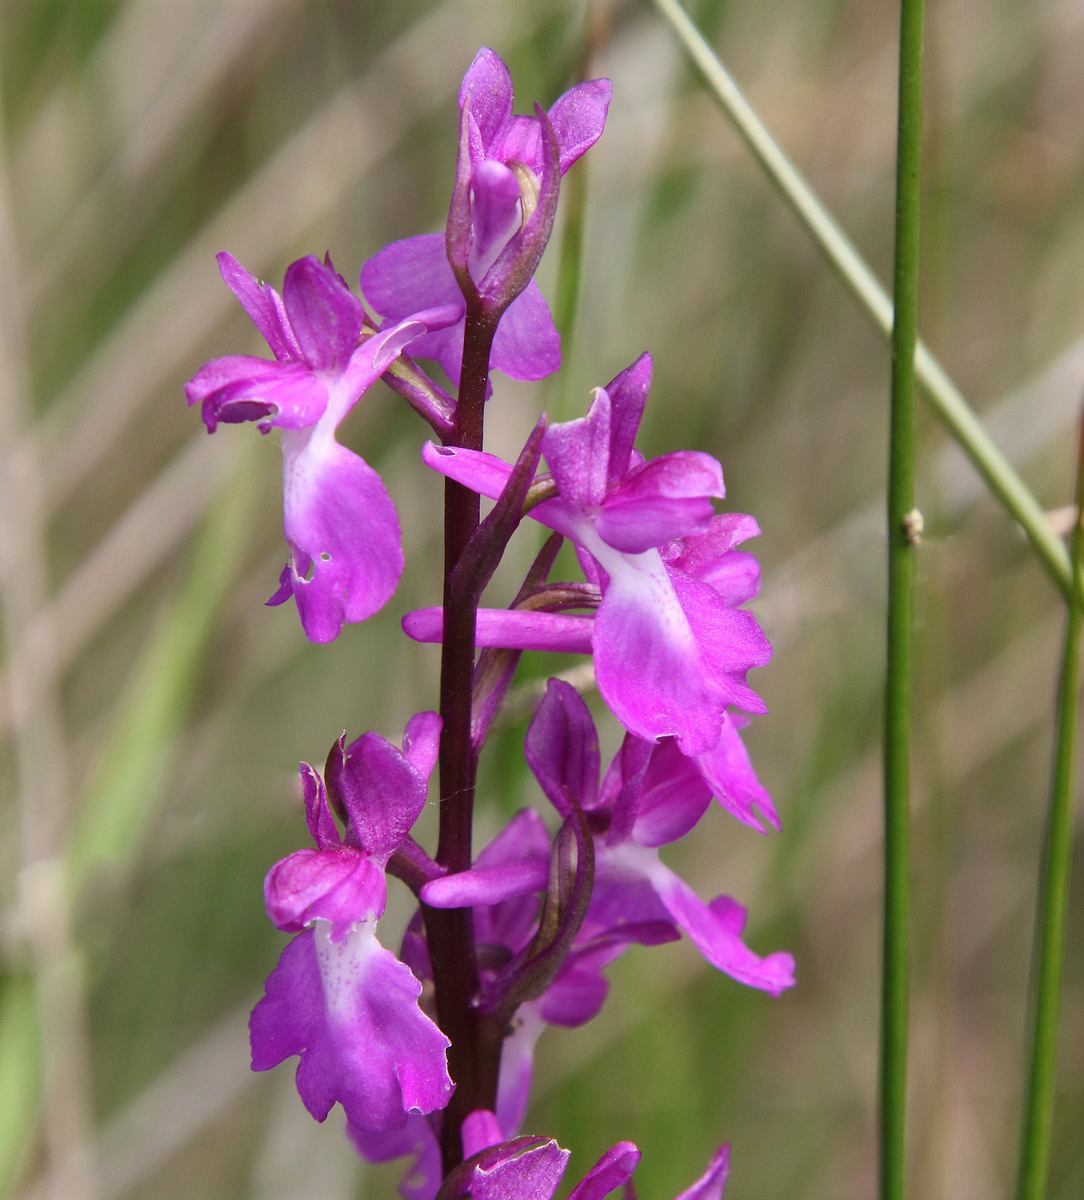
[185,356,326,433]
[282,255,366,373]
[603,354,652,484]
[542,387,611,509]
[638,854,795,995]
[696,715,779,833]
[673,1145,730,1200]
[361,234,463,320]
[421,858,550,909]
[301,760,341,850]
[548,78,613,174]
[403,607,595,655]
[596,452,724,553]
[591,552,725,755]
[402,711,442,780]
[567,1142,640,1200]
[459,48,515,154]
[329,732,429,859]
[469,160,524,283]
[251,923,453,1131]
[628,737,714,847]
[463,1139,570,1200]
[279,432,403,642]
[489,279,561,381]
[525,678,600,817]
[347,1115,441,1200]
[263,847,384,936]
[216,251,301,361]
[494,1008,545,1137]
[666,514,762,605]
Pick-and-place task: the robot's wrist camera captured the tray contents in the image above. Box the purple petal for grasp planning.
[666,514,762,605]
[185,356,326,433]
[282,255,366,374]
[623,737,714,848]
[263,847,384,936]
[463,1139,570,1200]
[250,923,453,1131]
[361,234,463,321]
[640,856,795,995]
[402,711,442,780]
[596,452,724,554]
[674,1145,730,1200]
[421,858,549,909]
[696,715,779,833]
[548,78,613,173]
[347,1115,441,1200]
[462,1110,505,1158]
[459,48,515,155]
[591,556,725,755]
[330,732,429,860]
[603,354,652,483]
[279,433,403,643]
[542,388,612,510]
[301,760,341,851]
[525,679,600,817]
[469,160,524,283]
[567,1142,640,1200]
[489,279,561,381]
[421,442,513,499]
[494,1009,545,1136]
[403,607,595,655]
[216,251,301,361]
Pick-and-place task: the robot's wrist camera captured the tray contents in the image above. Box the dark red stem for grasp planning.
[422,295,504,1174]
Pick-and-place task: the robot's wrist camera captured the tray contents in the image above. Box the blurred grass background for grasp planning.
[1,0,1083,1197]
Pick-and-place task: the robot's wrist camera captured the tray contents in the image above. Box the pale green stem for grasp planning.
[652,0,1070,597]
[881,0,924,1193]
[1015,413,1084,1200]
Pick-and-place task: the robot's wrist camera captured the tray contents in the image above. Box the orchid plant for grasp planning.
[186,47,792,1198]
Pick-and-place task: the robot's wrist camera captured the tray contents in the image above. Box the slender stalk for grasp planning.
[880,0,924,1195]
[424,295,501,1173]
[1015,412,1084,1200]
[652,0,1071,598]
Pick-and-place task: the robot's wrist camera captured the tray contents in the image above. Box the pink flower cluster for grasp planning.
[186,46,791,1200]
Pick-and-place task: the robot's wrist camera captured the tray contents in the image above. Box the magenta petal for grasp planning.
[489,279,561,381]
[216,252,300,361]
[627,737,713,848]
[596,452,724,553]
[469,160,524,282]
[251,923,453,1132]
[421,442,513,500]
[347,1115,441,1200]
[542,387,612,509]
[263,848,384,936]
[525,679,600,817]
[185,356,326,433]
[361,234,463,319]
[592,563,724,755]
[548,78,613,173]
[421,858,550,908]
[674,1145,730,1200]
[645,861,795,996]
[332,732,428,858]
[603,353,653,482]
[567,1142,641,1200]
[403,607,595,655]
[667,514,762,605]
[402,711,442,780]
[280,433,403,643]
[696,716,780,833]
[465,1139,570,1200]
[282,255,366,373]
[459,48,515,152]
[301,761,341,851]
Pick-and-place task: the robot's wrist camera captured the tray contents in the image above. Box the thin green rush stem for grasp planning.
[881,0,924,1194]
[652,0,1071,599]
[1015,412,1084,1200]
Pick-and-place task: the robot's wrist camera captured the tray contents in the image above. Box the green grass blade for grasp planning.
[652,0,1071,598]
[1015,415,1084,1200]
[881,0,925,1194]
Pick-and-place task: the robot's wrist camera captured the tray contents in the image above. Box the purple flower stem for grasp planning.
[424,294,503,1173]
